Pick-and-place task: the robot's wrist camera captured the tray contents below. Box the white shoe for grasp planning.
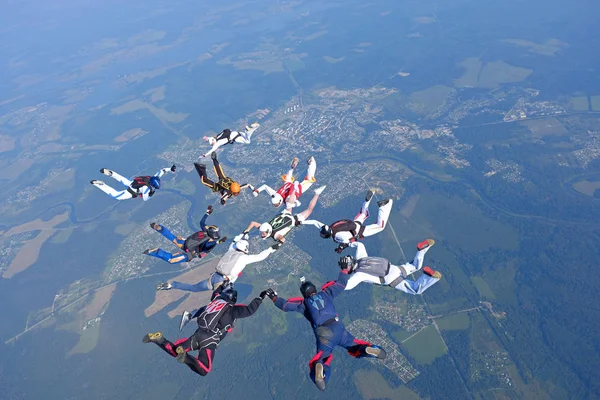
[307,156,315,165]
[90,180,105,185]
[100,168,113,176]
[314,185,326,195]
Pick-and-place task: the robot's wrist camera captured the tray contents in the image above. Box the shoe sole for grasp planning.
[366,347,386,359]
[314,363,326,391]
[176,347,187,363]
[417,239,435,251]
[142,332,162,344]
[365,191,374,202]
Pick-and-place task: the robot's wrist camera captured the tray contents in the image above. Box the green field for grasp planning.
[591,95,600,111]
[391,329,413,343]
[471,276,496,299]
[437,313,470,331]
[409,85,454,115]
[354,370,422,400]
[68,323,101,356]
[571,96,589,111]
[402,325,447,364]
[455,57,483,87]
[477,61,533,89]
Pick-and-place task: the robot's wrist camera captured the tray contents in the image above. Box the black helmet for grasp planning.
[319,225,332,239]
[220,286,238,303]
[206,225,220,240]
[300,281,317,298]
[338,255,355,271]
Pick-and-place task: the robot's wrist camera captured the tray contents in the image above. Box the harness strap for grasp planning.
[388,275,404,288]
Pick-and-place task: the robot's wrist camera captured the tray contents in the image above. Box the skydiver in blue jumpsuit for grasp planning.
[144,205,226,264]
[262,266,387,391]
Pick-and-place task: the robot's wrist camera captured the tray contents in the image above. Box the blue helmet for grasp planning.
[149,176,161,189]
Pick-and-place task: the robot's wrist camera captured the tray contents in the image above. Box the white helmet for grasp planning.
[259,222,273,238]
[235,239,249,254]
[271,193,283,207]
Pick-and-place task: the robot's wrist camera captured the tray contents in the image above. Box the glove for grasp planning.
[220,199,227,205]
[242,229,250,235]
[206,205,213,215]
[148,190,155,197]
[170,164,177,172]
[217,236,228,244]
[260,288,277,301]
[270,242,283,250]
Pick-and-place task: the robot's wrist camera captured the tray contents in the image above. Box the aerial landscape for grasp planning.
[1,0,599,399]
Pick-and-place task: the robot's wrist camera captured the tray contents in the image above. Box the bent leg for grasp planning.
[146,249,190,264]
[108,170,133,187]
[345,271,382,291]
[354,199,371,224]
[212,157,226,180]
[297,191,321,220]
[171,280,210,292]
[194,163,217,190]
[361,200,393,238]
[411,244,432,272]
[153,224,184,248]
[92,182,133,200]
[394,274,440,295]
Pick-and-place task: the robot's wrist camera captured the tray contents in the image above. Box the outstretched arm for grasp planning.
[242,247,277,266]
[273,296,306,313]
[245,221,262,233]
[199,212,210,231]
[349,241,368,259]
[253,184,276,197]
[155,165,176,178]
[301,219,325,229]
[231,298,263,319]
[321,270,350,299]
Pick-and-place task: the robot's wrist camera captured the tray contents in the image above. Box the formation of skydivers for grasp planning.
[90,124,443,391]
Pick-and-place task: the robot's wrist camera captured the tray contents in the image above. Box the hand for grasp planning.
[270,242,283,250]
[206,205,213,215]
[260,288,277,300]
[220,199,227,205]
[170,164,177,172]
[217,236,228,244]
[334,246,343,254]
[148,190,155,197]
[252,189,259,197]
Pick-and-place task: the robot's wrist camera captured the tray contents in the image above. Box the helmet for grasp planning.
[319,225,332,239]
[230,182,241,196]
[271,193,283,207]
[206,225,220,240]
[259,222,272,239]
[149,176,161,189]
[338,255,356,271]
[300,281,317,298]
[220,286,238,303]
[235,239,249,254]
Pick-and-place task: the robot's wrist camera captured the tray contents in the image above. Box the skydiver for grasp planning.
[143,283,268,376]
[143,205,226,264]
[250,156,317,211]
[339,240,442,294]
[243,185,326,243]
[303,190,393,253]
[90,165,176,201]
[262,271,386,391]
[194,152,250,205]
[199,123,260,159]
[156,236,282,329]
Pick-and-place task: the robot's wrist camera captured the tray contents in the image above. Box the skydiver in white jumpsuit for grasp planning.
[90,165,176,201]
[340,240,442,294]
[198,123,260,159]
[157,236,280,330]
[250,156,317,212]
[303,190,393,252]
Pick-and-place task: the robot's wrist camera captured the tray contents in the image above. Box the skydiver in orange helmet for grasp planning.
[194,152,251,205]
